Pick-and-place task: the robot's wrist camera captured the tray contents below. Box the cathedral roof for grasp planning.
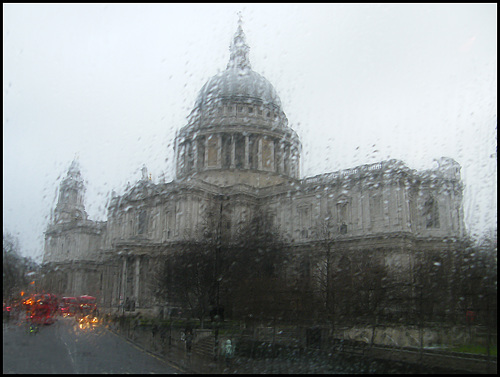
[193,18,282,112]
[194,68,282,110]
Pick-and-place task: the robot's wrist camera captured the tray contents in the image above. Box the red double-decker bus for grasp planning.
[25,293,59,325]
[59,297,79,317]
[78,295,97,316]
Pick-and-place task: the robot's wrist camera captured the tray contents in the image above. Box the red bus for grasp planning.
[78,295,97,316]
[59,297,79,317]
[25,293,59,325]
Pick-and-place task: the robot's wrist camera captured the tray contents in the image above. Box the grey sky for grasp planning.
[3,4,497,262]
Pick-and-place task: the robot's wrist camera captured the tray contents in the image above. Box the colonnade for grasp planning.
[177,132,300,178]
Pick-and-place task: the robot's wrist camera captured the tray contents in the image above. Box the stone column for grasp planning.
[244,135,250,169]
[230,134,235,169]
[284,144,290,175]
[176,140,183,176]
[121,257,127,309]
[193,138,198,172]
[217,134,222,167]
[258,137,263,170]
[134,257,140,308]
[279,140,285,174]
[204,137,209,169]
[292,147,299,178]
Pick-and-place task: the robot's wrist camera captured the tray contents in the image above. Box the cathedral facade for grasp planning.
[42,22,466,317]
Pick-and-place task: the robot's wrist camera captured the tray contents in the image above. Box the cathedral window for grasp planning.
[248,136,258,169]
[248,107,253,113]
[138,211,147,235]
[283,144,290,175]
[424,196,440,228]
[370,193,383,220]
[262,138,274,171]
[221,134,232,168]
[185,141,194,172]
[74,210,82,221]
[298,205,312,239]
[336,199,351,233]
[129,218,134,237]
[207,135,218,167]
[339,222,348,234]
[274,141,282,174]
[163,211,171,240]
[268,211,277,228]
[175,202,183,237]
[178,143,186,173]
[234,134,245,169]
[196,137,205,169]
[300,255,311,280]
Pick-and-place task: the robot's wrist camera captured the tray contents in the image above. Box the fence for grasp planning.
[104,314,497,373]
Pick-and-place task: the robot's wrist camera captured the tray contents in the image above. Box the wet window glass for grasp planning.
[4,4,496,374]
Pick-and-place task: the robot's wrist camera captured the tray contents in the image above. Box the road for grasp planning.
[3,316,183,374]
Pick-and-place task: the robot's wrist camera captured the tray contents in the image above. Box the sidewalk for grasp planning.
[108,322,496,374]
[109,324,338,374]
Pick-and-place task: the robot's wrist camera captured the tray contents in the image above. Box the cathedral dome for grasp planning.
[192,19,282,113]
[176,17,301,186]
[194,67,282,111]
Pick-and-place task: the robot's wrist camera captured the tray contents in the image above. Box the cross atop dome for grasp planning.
[227,12,251,70]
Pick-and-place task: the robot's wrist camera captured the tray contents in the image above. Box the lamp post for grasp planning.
[214,194,228,361]
[319,217,335,335]
[326,227,334,333]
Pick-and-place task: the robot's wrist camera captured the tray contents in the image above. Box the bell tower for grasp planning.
[53,159,88,224]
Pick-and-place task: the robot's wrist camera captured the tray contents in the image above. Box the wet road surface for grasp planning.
[3,316,183,374]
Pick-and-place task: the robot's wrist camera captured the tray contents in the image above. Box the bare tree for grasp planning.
[223,208,290,321]
[312,217,336,327]
[156,242,215,327]
[3,232,35,301]
[155,204,290,325]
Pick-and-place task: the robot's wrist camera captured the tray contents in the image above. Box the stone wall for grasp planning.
[336,324,496,349]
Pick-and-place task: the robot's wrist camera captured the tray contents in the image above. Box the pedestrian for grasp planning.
[185,330,193,353]
[222,339,234,366]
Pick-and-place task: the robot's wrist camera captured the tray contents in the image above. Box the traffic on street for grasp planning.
[3,313,183,374]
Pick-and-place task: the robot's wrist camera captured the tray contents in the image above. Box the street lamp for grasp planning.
[214,194,229,360]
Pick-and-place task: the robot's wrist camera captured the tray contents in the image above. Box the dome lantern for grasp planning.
[227,14,251,71]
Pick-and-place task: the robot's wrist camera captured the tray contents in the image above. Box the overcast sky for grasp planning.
[3,3,497,262]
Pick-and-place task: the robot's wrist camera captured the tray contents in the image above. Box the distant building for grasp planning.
[42,20,465,316]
